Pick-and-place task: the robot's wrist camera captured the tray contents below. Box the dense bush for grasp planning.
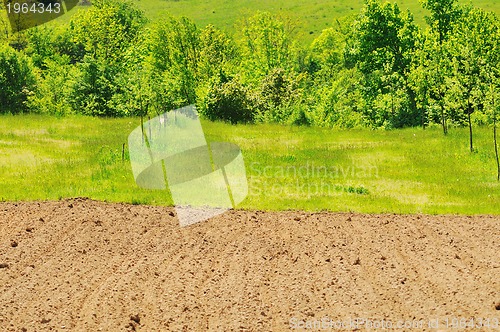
[0,44,38,114]
[28,58,76,116]
[198,74,254,124]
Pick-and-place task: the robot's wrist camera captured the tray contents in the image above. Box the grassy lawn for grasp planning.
[1,114,499,215]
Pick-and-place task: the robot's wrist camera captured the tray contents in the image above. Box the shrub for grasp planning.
[28,58,76,116]
[198,74,254,124]
[0,45,38,114]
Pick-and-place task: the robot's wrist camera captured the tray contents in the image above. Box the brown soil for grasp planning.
[0,198,499,331]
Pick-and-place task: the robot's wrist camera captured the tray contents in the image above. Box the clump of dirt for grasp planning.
[0,199,499,331]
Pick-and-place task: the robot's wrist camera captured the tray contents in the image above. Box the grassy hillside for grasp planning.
[1,114,499,215]
[30,0,500,43]
[135,0,500,41]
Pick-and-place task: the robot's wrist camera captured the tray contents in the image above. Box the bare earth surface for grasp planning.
[0,198,499,331]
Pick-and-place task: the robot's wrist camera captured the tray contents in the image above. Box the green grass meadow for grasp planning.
[1,114,499,215]
[2,1,500,214]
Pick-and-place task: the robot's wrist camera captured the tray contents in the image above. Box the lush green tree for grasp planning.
[310,23,345,82]
[447,7,498,151]
[347,0,420,128]
[310,67,365,128]
[0,2,10,43]
[253,68,306,123]
[420,0,461,44]
[198,24,238,83]
[409,30,454,133]
[479,17,500,178]
[146,16,201,112]
[70,0,146,63]
[28,57,76,115]
[113,32,152,117]
[237,11,298,82]
[69,0,147,116]
[0,44,38,114]
[71,56,118,116]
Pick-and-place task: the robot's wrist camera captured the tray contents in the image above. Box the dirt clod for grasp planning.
[10,240,18,247]
[0,263,8,268]
[130,314,140,324]
[495,302,500,310]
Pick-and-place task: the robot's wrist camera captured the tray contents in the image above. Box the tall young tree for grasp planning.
[420,0,461,44]
[146,16,201,112]
[347,0,420,127]
[237,11,297,82]
[412,0,461,133]
[483,19,500,179]
[198,24,238,82]
[410,30,454,133]
[448,7,498,152]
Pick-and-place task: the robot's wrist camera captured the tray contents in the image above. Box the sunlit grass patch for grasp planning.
[1,114,499,214]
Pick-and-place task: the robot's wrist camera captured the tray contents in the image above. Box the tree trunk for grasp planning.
[468,107,473,152]
[440,103,447,135]
[494,121,500,181]
[493,93,500,181]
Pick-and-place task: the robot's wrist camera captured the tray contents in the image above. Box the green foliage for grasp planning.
[308,68,364,128]
[421,0,461,43]
[0,3,11,44]
[1,0,500,136]
[198,74,254,124]
[71,56,124,117]
[237,12,297,82]
[69,0,147,116]
[146,16,201,112]
[309,21,348,81]
[28,58,76,116]
[350,1,418,77]
[346,0,420,128]
[198,24,238,82]
[0,44,37,114]
[253,68,305,122]
[70,0,146,63]
[447,7,499,149]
